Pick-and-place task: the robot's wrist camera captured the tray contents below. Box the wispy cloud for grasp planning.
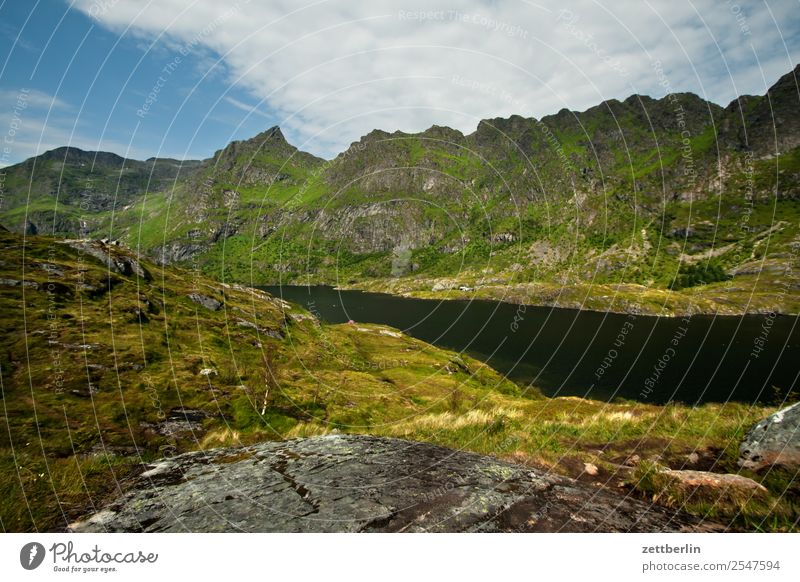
[224,96,271,119]
[0,88,69,111]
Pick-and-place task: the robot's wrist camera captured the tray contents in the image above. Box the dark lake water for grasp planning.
[262,285,799,405]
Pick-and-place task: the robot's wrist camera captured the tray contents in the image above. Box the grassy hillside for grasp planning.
[0,231,796,531]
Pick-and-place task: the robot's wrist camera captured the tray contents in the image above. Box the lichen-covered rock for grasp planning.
[739,402,800,471]
[70,435,715,533]
[187,293,222,311]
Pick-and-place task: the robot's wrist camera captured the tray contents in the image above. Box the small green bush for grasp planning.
[670,262,731,289]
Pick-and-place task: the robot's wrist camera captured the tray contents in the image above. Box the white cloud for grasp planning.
[70,0,800,158]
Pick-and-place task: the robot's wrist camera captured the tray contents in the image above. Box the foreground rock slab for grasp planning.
[739,402,800,472]
[71,435,716,533]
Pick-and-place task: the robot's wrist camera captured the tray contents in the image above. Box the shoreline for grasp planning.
[257,278,799,318]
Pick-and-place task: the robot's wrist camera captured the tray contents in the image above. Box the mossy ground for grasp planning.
[0,232,796,532]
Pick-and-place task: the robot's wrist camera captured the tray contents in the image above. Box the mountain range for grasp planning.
[2,65,799,315]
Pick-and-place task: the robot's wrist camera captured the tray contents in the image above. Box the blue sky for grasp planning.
[1,0,799,166]
[0,0,278,164]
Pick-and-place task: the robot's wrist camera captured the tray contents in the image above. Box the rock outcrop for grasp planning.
[65,240,151,280]
[739,402,800,471]
[70,435,715,533]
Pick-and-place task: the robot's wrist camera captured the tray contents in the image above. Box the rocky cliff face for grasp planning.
[70,435,715,533]
[314,201,441,253]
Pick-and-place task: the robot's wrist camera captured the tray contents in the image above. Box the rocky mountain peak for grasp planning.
[34,146,127,168]
[214,125,290,158]
[475,114,533,134]
[770,63,800,93]
[250,125,287,144]
[719,62,800,154]
[419,124,465,141]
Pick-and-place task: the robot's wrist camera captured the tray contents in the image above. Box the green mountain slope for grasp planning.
[0,147,201,236]
[1,66,799,314]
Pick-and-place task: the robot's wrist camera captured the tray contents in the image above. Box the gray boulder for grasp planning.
[69,435,715,533]
[739,402,800,471]
[187,293,222,311]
